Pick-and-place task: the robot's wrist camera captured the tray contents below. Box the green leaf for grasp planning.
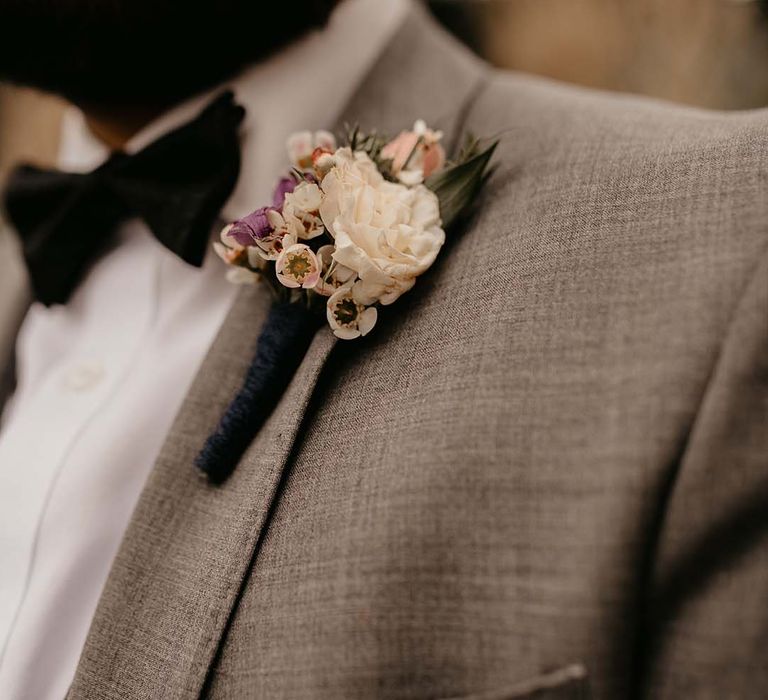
[425,140,498,230]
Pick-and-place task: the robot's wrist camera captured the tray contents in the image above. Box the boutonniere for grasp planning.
[214,121,497,339]
[198,121,496,483]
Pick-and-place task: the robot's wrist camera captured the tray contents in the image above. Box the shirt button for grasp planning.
[62,361,105,393]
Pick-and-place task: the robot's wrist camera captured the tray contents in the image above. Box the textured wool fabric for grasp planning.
[0,4,763,699]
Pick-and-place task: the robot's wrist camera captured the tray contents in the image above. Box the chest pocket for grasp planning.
[441,664,589,700]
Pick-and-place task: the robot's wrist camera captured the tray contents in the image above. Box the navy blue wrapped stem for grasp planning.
[196,301,323,484]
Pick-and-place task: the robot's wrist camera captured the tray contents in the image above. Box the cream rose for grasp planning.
[319,148,444,306]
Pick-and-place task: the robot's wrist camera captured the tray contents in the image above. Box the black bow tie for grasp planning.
[2,91,245,306]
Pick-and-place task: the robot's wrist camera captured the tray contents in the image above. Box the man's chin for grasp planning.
[0,0,342,107]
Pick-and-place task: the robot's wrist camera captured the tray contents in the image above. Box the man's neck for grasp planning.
[82,103,168,151]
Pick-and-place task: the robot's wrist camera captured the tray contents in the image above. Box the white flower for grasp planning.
[314,152,336,177]
[275,242,321,289]
[314,244,356,297]
[251,209,292,261]
[326,283,378,340]
[319,148,445,306]
[213,224,265,284]
[287,130,337,170]
[282,182,325,240]
[213,223,267,273]
[213,224,246,265]
[286,181,323,211]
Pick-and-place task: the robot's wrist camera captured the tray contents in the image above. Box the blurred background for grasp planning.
[2,0,768,182]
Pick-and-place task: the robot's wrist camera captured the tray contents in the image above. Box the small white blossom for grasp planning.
[314,244,356,297]
[287,181,323,211]
[326,283,378,340]
[287,130,337,171]
[251,210,292,261]
[282,182,325,240]
[275,243,321,289]
[213,224,245,264]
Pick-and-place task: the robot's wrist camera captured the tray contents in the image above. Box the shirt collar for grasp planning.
[58,0,409,220]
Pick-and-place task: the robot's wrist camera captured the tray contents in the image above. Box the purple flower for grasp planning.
[229,207,275,246]
[272,177,296,209]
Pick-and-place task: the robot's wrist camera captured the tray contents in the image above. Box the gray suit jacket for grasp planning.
[2,6,767,699]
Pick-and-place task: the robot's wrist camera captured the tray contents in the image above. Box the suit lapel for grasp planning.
[69,283,337,698]
[69,6,487,698]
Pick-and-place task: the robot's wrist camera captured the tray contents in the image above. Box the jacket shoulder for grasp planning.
[461,69,768,297]
[477,67,768,157]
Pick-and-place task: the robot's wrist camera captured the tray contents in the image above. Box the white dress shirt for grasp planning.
[0,1,407,697]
